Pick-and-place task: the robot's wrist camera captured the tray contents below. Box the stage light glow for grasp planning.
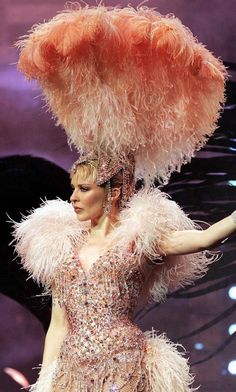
[3,368,29,387]
[229,180,236,185]
[228,324,236,335]
[194,342,204,350]
[228,361,236,375]
[228,287,236,300]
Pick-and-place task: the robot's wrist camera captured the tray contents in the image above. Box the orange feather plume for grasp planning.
[16,3,227,184]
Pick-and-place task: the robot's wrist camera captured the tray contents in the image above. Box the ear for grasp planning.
[111,187,121,203]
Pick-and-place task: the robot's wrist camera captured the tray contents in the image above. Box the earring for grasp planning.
[103,180,112,214]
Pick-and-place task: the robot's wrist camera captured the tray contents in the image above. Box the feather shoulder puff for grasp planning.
[110,187,220,302]
[11,189,220,302]
[11,199,85,288]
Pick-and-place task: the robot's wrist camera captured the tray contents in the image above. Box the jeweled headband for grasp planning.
[71,151,135,208]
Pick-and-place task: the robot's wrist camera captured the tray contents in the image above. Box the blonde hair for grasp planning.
[70,160,98,183]
[70,160,123,200]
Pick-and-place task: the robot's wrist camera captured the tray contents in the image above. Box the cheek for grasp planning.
[83,191,103,208]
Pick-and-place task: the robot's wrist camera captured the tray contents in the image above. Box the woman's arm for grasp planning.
[160,212,236,256]
[41,291,68,367]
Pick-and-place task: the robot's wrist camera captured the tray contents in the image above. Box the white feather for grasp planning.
[11,189,220,303]
[23,360,58,392]
[144,330,197,391]
[11,199,87,288]
[110,187,220,302]
[23,335,196,392]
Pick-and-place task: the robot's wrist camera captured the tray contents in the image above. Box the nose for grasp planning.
[70,189,78,203]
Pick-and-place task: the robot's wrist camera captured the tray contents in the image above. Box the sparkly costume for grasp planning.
[12,189,219,391]
[14,4,227,391]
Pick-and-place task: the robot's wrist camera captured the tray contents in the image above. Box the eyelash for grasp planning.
[71,186,89,192]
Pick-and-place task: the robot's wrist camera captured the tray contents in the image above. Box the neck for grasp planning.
[90,208,120,238]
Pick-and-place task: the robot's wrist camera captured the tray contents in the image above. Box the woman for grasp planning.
[13,4,230,391]
[13,155,236,392]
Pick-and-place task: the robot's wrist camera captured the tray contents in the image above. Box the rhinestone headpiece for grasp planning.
[71,151,135,208]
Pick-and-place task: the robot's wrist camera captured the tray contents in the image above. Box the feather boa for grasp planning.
[11,199,88,289]
[16,4,227,184]
[22,360,58,392]
[109,187,220,302]
[11,189,219,301]
[144,330,197,391]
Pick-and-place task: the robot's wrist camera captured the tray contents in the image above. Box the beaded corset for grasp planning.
[51,232,149,391]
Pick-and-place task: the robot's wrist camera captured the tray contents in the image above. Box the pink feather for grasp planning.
[16,4,227,184]
[11,189,220,303]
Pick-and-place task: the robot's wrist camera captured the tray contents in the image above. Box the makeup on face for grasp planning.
[70,175,105,222]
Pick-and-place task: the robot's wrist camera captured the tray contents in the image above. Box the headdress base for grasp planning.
[71,151,135,209]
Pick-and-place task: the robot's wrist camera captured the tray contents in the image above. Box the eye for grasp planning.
[80,186,89,192]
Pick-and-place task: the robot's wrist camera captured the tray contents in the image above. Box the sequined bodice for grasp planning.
[14,193,206,391]
[53,240,147,366]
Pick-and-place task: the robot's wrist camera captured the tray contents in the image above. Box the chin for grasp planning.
[76,214,89,222]
[76,210,104,223]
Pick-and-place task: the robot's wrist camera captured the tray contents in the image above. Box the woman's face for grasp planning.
[70,172,106,222]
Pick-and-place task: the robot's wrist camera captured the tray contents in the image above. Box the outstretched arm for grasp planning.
[160,212,236,256]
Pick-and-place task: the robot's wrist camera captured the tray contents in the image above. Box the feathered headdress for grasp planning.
[16,3,227,184]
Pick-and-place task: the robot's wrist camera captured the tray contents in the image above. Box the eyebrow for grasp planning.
[71,182,93,186]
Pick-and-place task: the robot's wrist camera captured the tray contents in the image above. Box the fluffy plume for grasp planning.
[11,199,87,288]
[23,333,195,391]
[144,330,196,391]
[11,189,220,302]
[110,187,220,302]
[16,3,227,184]
[23,360,58,392]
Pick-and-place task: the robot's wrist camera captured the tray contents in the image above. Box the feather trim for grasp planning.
[11,189,220,302]
[22,334,195,392]
[149,250,220,304]
[16,4,227,184]
[11,199,85,288]
[21,360,58,392]
[144,330,197,391]
[110,187,220,302]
